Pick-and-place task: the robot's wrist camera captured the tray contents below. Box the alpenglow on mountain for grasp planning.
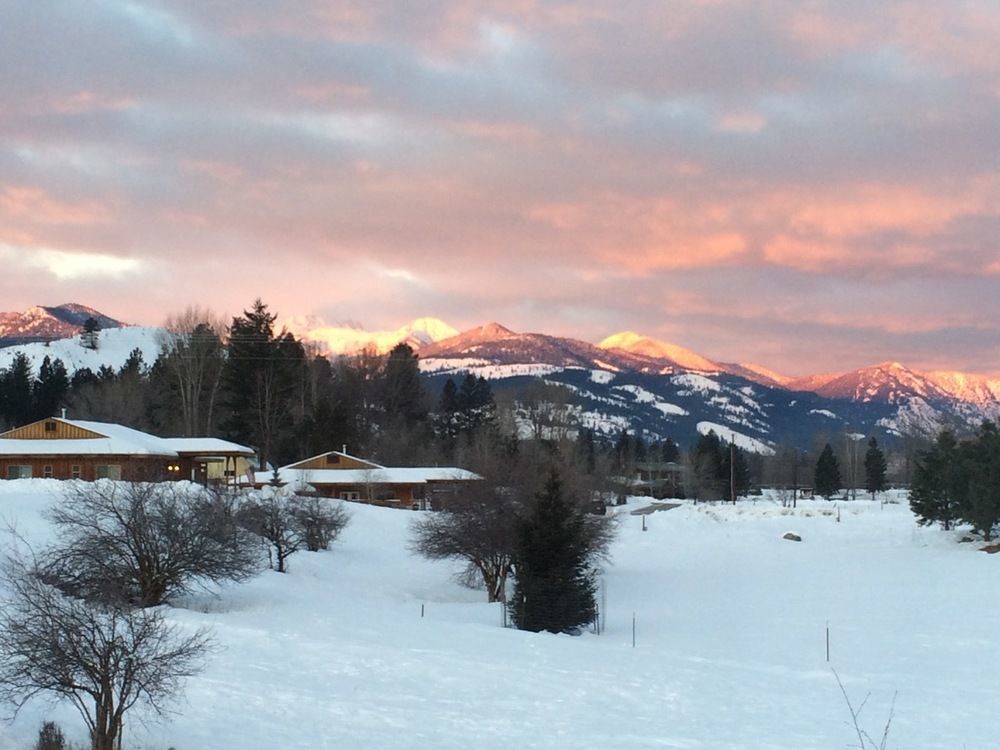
[2,308,999,450]
[0,304,125,346]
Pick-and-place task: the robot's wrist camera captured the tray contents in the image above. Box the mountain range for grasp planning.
[2,304,998,450]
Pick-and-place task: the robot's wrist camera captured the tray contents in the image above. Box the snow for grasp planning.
[613,385,688,417]
[809,409,838,419]
[590,368,616,383]
[597,331,718,371]
[284,317,458,356]
[672,372,722,394]
[420,360,564,378]
[2,483,999,749]
[0,420,253,458]
[0,326,164,376]
[258,467,481,486]
[697,421,776,455]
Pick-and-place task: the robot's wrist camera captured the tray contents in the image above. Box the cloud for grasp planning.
[0,0,998,374]
[0,244,144,280]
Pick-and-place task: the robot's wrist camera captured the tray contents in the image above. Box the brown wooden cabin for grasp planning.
[255,450,481,510]
[0,417,255,484]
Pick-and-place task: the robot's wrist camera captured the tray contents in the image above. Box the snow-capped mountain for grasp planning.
[283,316,458,355]
[0,304,125,346]
[597,331,719,372]
[2,309,998,448]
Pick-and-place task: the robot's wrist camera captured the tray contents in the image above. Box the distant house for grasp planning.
[0,417,255,484]
[256,450,480,510]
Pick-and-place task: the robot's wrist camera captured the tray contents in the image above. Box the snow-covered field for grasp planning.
[1,482,997,749]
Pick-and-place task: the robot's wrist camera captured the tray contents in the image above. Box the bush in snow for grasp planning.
[238,487,349,572]
[42,481,260,607]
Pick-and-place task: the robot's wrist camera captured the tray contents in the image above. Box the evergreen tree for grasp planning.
[661,437,679,463]
[863,437,888,497]
[719,442,752,499]
[32,356,69,421]
[814,443,841,499]
[1,353,34,427]
[380,342,427,429]
[910,431,961,530]
[690,431,725,500]
[511,469,597,633]
[220,299,305,469]
[81,316,101,350]
[956,421,1000,542]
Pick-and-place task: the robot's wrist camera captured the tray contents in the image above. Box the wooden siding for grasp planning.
[291,453,381,471]
[0,456,177,482]
[0,419,104,440]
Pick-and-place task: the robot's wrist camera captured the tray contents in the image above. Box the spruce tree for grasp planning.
[814,443,841,499]
[863,437,888,498]
[511,469,597,634]
[381,342,427,428]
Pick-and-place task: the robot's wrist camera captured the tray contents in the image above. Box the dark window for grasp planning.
[44,421,57,432]
[325,454,341,465]
[71,465,81,479]
[6,465,32,479]
[43,465,53,479]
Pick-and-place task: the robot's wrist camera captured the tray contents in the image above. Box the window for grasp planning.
[339,491,360,501]
[325,454,341,465]
[43,465,53,479]
[95,465,121,480]
[71,465,81,479]
[44,421,57,433]
[6,465,32,479]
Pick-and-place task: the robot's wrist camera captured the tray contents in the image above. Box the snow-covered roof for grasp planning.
[256,467,481,486]
[163,438,255,456]
[0,418,254,458]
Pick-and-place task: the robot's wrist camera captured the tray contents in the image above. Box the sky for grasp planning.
[1,1,998,377]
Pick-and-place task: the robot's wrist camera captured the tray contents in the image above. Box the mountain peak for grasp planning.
[598,331,718,372]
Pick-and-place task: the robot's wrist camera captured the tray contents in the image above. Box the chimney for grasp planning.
[60,408,67,419]
[342,444,347,455]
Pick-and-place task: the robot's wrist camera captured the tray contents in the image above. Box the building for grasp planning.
[0,417,255,484]
[256,450,480,510]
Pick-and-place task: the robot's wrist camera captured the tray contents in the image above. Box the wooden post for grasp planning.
[730,439,736,504]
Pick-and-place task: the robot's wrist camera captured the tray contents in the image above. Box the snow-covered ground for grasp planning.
[1,482,997,749]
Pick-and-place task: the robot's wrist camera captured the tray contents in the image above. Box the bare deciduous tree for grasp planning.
[238,490,351,571]
[0,558,211,750]
[411,483,518,602]
[44,482,259,607]
[157,306,227,437]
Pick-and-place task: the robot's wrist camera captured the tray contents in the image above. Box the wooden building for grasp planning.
[256,450,481,510]
[0,417,255,484]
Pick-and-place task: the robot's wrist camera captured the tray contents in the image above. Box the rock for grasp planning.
[782,532,802,542]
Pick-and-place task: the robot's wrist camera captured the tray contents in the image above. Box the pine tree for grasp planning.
[221,299,305,469]
[1,353,34,427]
[381,342,427,428]
[32,356,69,421]
[511,470,597,634]
[956,421,1000,542]
[814,443,841,499]
[691,431,725,500]
[863,437,888,498]
[661,437,679,463]
[720,442,751,499]
[81,316,101,350]
[910,431,961,530]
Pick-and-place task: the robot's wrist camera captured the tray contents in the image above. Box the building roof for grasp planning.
[256,466,481,486]
[0,418,254,459]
